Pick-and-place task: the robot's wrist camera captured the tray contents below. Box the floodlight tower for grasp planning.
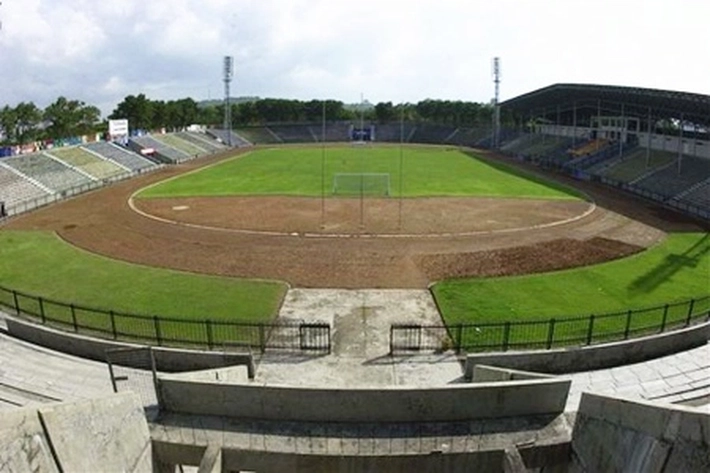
[223,56,234,146]
[492,57,502,150]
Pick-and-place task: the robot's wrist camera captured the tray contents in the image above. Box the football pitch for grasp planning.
[137,145,581,200]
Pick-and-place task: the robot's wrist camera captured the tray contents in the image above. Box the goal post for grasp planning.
[332,173,391,196]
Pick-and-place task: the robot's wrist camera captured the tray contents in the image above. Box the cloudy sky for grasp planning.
[1,0,708,116]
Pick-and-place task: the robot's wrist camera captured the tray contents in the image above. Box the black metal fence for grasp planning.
[390,296,710,353]
[0,285,331,354]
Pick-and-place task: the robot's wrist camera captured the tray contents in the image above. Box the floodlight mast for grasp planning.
[492,57,502,150]
[223,56,234,146]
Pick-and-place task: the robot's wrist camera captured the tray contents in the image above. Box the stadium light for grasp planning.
[223,56,234,146]
[491,57,502,150]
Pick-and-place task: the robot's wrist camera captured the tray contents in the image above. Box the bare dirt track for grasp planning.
[5,148,704,288]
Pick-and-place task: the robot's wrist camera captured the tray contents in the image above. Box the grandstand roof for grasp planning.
[501,84,710,126]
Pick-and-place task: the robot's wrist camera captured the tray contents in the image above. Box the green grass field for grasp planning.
[432,232,710,349]
[0,231,287,346]
[138,146,581,200]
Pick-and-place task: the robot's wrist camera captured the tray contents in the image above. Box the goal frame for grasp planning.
[332,173,391,196]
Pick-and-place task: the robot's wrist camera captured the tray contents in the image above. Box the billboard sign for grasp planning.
[109,119,129,137]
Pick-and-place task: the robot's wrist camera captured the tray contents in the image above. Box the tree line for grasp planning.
[110,95,503,129]
[0,98,100,145]
[1,94,503,146]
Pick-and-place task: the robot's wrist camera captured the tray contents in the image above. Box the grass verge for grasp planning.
[432,232,710,350]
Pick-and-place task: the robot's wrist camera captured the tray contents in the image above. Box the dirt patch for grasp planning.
[3,148,691,289]
[417,237,644,281]
[134,195,590,235]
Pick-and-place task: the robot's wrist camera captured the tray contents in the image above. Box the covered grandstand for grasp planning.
[499,84,710,219]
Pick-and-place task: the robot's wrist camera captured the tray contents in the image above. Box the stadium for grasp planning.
[1,78,709,471]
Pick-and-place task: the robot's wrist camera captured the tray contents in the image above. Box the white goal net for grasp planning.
[332,173,391,196]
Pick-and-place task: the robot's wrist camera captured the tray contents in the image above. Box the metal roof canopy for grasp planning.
[501,83,710,127]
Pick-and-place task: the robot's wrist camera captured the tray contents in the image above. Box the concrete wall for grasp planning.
[5,316,254,375]
[0,393,151,473]
[153,441,509,473]
[157,376,571,423]
[0,408,60,473]
[570,392,710,472]
[465,321,710,377]
[472,364,557,382]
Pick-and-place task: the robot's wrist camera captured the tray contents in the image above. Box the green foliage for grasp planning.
[0,231,286,323]
[43,96,101,139]
[0,102,43,144]
[139,146,581,200]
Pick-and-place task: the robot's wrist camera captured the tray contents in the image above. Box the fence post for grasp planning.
[153,316,162,346]
[660,304,669,333]
[502,322,511,352]
[258,324,266,354]
[70,304,78,332]
[624,310,632,339]
[546,319,556,349]
[389,325,394,354]
[109,310,117,339]
[206,320,214,350]
[455,324,463,354]
[12,290,20,316]
[586,315,595,345]
[686,299,695,326]
[38,297,46,324]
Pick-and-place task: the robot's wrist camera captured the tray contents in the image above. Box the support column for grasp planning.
[646,107,652,168]
[572,101,578,147]
[619,103,625,158]
[677,113,684,174]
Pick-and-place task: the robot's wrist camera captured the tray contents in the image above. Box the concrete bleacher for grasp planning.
[267,124,317,143]
[233,127,281,144]
[175,131,226,153]
[82,142,156,172]
[500,134,538,154]
[409,124,458,144]
[674,180,710,210]
[568,138,610,158]
[634,154,710,198]
[0,164,49,208]
[524,136,576,162]
[207,129,252,147]
[599,148,677,182]
[47,146,126,180]
[448,127,494,147]
[151,133,210,157]
[311,122,351,142]
[3,153,92,192]
[374,122,416,142]
[128,136,191,164]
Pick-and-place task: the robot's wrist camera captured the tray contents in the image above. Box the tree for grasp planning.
[0,102,42,144]
[374,102,396,123]
[110,94,154,131]
[0,105,18,144]
[43,97,101,139]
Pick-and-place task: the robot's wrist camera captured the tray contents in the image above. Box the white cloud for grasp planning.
[0,0,708,116]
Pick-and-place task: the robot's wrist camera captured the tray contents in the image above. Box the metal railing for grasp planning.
[0,285,331,354]
[390,296,710,353]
